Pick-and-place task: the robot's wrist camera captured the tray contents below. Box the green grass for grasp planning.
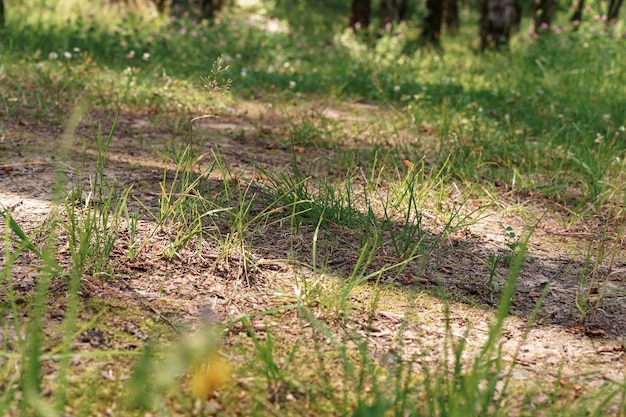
[2,0,625,207]
[1,0,625,416]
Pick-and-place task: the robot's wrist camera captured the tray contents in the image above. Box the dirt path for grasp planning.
[1,102,624,414]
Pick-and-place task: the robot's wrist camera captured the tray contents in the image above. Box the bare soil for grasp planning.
[1,100,624,414]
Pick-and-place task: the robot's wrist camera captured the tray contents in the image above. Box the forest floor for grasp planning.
[1,98,624,415]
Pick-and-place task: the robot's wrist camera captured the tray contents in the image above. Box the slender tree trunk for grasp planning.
[379,0,408,28]
[512,0,522,31]
[350,0,371,29]
[480,0,519,50]
[608,0,624,20]
[571,0,584,22]
[398,0,408,21]
[530,0,556,34]
[423,0,443,43]
[0,0,4,28]
[202,0,223,19]
[202,0,213,18]
[444,0,459,34]
[154,0,168,13]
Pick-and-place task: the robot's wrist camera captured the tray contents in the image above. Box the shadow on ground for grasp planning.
[1,103,624,338]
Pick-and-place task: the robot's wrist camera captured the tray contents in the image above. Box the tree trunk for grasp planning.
[350,0,371,29]
[154,0,168,13]
[571,0,584,22]
[0,0,4,28]
[202,0,213,18]
[444,0,459,34]
[423,0,443,43]
[379,0,408,28]
[480,0,520,50]
[398,0,408,21]
[530,0,556,34]
[512,0,522,31]
[202,0,223,19]
[608,0,624,20]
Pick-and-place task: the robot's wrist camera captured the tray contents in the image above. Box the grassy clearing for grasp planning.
[1,0,625,416]
[3,0,626,206]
